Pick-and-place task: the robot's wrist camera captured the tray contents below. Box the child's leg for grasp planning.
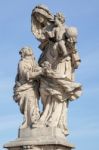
[59,40,68,56]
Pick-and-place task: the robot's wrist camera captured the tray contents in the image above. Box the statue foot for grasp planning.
[46,123,56,127]
[32,121,45,128]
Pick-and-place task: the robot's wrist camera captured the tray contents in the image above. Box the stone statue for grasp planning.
[4,4,82,150]
[31,5,82,135]
[13,47,42,129]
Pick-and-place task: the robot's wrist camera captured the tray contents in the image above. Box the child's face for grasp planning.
[55,17,60,26]
[42,62,51,69]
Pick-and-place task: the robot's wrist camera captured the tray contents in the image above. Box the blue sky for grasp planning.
[0,0,99,150]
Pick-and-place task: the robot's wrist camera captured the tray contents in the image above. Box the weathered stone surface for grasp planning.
[13,47,42,129]
[4,4,82,150]
[30,4,82,135]
[4,127,74,150]
[4,145,73,150]
[19,127,67,139]
[12,4,82,135]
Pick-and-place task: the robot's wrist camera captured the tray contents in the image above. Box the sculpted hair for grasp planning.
[20,47,33,56]
[54,12,65,23]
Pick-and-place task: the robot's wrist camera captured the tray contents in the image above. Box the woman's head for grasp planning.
[32,5,53,24]
[19,47,33,58]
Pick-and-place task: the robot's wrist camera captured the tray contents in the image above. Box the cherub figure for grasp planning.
[45,12,68,57]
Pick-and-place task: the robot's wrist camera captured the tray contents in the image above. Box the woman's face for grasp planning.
[36,13,45,23]
[20,51,24,59]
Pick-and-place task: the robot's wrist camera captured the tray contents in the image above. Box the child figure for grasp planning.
[46,12,68,57]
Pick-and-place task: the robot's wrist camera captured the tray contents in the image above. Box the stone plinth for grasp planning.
[4,127,74,150]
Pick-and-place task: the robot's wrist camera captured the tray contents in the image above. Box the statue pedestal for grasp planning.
[4,127,74,150]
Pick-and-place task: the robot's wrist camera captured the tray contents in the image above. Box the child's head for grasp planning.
[54,12,65,24]
[41,61,51,69]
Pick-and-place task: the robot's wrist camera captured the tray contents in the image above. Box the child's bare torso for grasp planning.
[55,25,66,41]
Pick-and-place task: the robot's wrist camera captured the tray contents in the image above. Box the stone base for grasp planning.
[4,127,75,150]
[4,146,73,150]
